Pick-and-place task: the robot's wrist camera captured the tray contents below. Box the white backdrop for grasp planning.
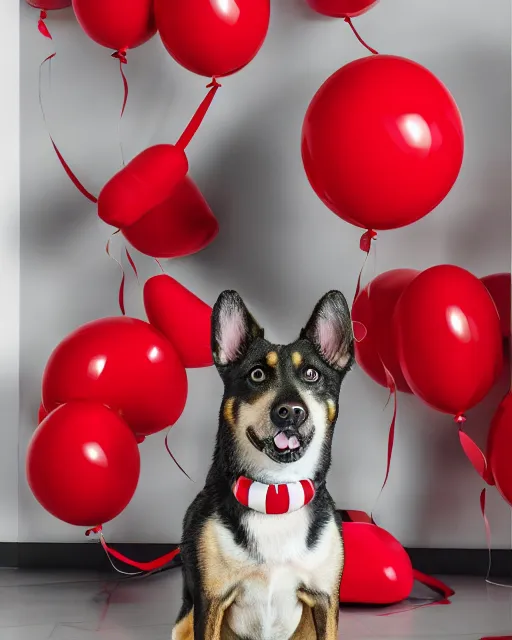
[10,0,512,546]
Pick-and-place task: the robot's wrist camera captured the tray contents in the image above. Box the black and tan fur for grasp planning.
[173,291,354,640]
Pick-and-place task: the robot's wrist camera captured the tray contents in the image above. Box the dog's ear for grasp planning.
[300,291,354,371]
[212,291,264,368]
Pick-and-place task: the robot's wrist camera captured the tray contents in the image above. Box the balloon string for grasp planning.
[354,230,377,302]
[37,10,52,39]
[154,258,165,274]
[125,248,139,283]
[39,54,98,204]
[111,50,129,167]
[458,428,494,485]
[165,430,194,482]
[344,17,379,55]
[176,78,222,151]
[85,526,181,573]
[106,232,126,315]
[480,488,512,589]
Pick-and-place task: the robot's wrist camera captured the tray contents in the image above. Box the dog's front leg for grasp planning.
[297,590,339,640]
[193,587,239,640]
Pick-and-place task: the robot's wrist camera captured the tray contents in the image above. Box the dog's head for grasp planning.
[211,291,354,484]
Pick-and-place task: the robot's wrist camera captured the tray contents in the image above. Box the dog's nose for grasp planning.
[271,401,308,429]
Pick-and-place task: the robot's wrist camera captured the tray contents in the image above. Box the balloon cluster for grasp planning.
[27,276,212,527]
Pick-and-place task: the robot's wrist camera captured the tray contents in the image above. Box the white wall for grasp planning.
[16,0,511,546]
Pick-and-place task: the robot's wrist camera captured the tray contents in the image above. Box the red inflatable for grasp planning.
[42,317,188,438]
[481,273,511,344]
[488,393,512,506]
[306,0,378,18]
[155,0,271,78]
[302,55,464,231]
[352,269,419,393]
[394,265,503,416]
[144,275,213,368]
[123,177,219,259]
[72,0,156,51]
[98,145,188,229]
[27,0,71,8]
[340,522,413,604]
[27,402,140,526]
[38,402,49,424]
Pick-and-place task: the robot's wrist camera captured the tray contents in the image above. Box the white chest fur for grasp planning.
[213,509,342,640]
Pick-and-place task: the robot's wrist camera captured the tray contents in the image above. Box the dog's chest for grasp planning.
[215,510,341,640]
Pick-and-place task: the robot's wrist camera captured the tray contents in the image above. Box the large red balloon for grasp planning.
[155,0,271,78]
[98,145,188,229]
[72,0,156,51]
[27,0,71,9]
[122,177,219,259]
[340,522,413,604]
[307,0,378,18]
[394,265,503,416]
[42,317,188,437]
[488,393,512,506]
[27,402,140,526]
[144,275,213,368]
[481,273,511,343]
[302,56,464,231]
[352,269,419,393]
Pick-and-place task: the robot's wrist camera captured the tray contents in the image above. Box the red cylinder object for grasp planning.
[340,522,413,604]
[155,0,270,78]
[352,269,419,393]
[72,0,156,51]
[122,177,219,259]
[481,273,511,343]
[27,0,71,9]
[27,402,140,527]
[302,55,464,231]
[98,145,188,229]
[42,317,188,438]
[306,0,378,18]
[144,275,213,368]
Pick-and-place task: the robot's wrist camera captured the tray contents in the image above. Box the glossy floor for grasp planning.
[0,569,510,639]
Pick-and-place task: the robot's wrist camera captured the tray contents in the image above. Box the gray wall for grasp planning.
[17,0,511,546]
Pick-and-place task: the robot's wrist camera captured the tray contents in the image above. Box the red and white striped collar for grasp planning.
[233,476,315,515]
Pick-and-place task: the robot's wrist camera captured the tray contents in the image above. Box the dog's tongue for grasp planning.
[274,432,300,451]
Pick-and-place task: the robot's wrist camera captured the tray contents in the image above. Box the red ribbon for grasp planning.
[354,229,377,302]
[86,525,180,572]
[38,10,52,40]
[165,430,194,482]
[344,17,379,55]
[105,233,126,316]
[176,79,222,151]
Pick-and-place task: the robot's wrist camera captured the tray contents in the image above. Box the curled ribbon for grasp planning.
[344,17,379,55]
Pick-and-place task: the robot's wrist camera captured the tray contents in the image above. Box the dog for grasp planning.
[172,290,354,640]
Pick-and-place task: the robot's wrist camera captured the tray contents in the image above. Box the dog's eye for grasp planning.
[303,367,320,383]
[249,367,266,383]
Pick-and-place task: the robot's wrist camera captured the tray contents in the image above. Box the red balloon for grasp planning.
[340,522,413,604]
[394,265,503,416]
[144,275,213,368]
[42,317,188,437]
[352,269,419,393]
[98,145,188,229]
[307,0,378,18]
[302,56,464,231]
[72,0,156,51]
[122,177,219,259]
[38,402,49,424]
[488,393,512,506]
[481,273,511,343]
[27,0,71,9]
[27,402,140,526]
[155,0,270,78]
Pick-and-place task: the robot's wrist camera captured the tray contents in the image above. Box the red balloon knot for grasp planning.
[85,525,103,537]
[135,435,146,444]
[206,78,222,89]
[454,413,467,425]
[40,10,47,20]
[38,11,52,40]
[112,49,128,64]
[360,229,377,253]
